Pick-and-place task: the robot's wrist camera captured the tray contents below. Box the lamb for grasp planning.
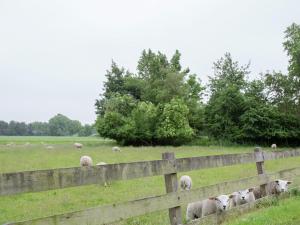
[271,143,277,149]
[253,179,292,199]
[186,194,233,221]
[186,201,203,221]
[232,188,255,206]
[80,155,93,166]
[45,145,54,150]
[180,175,192,191]
[112,146,121,152]
[202,194,234,217]
[74,143,83,149]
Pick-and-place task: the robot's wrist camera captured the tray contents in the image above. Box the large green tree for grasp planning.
[95,50,202,145]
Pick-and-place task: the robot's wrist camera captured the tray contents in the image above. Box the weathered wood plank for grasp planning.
[0,160,176,196]
[263,149,300,161]
[1,149,299,196]
[7,167,300,225]
[176,153,256,172]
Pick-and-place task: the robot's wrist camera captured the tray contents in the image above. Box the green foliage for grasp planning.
[95,50,204,145]
[95,23,300,146]
[156,98,194,145]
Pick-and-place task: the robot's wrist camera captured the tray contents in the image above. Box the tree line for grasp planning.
[0,114,96,136]
[95,23,300,146]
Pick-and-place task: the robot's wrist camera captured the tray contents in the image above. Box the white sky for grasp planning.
[0,0,299,124]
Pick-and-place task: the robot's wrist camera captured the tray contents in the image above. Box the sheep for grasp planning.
[6,142,14,147]
[112,146,121,152]
[232,188,255,206]
[186,201,203,221]
[45,145,54,150]
[180,175,192,191]
[271,143,277,149]
[202,194,234,217]
[80,155,93,166]
[186,194,234,221]
[74,143,83,149]
[253,179,292,199]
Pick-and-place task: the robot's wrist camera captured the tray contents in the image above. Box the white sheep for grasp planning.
[112,146,121,152]
[80,155,93,166]
[186,194,234,221]
[186,201,203,221]
[202,194,234,217]
[253,179,292,199]
[180,175,192,191]
[74,143,83,149]
[271,143,277,149]
[232,188,255,206]
[45,145,54,150]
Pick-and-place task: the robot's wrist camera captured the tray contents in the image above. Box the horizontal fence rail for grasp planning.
[6,166,300,225]
[1,149,300,196]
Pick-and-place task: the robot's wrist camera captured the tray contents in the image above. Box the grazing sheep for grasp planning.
[271,143,277,149]
[74,143,83,149]
[253,179,292,199]
[45,145,54,150]
[6,142,14,147]
[24,142,31,146]
[180,175,192,191]
[186,201,203,221]
[112,146,121,152]
[80,155,93,166]
[202,194,234,217]
[96,162,107,166]
[232,188,255,206]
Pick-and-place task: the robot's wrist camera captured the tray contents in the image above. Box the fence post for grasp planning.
[254,147,268,197]
[162,152,182,225]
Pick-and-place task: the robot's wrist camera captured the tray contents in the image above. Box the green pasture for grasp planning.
[0,136,299,225]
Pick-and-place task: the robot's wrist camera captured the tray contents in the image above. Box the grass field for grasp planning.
[224,195,300,225]
[0,136,299,225]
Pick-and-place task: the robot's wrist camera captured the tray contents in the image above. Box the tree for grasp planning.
[205,54,249,141]
[29,122,49,136]
[0,121,9,135]
[95,50,204,145]
[156,98,194,145]
[209,53,250,94]
[48,114,81,136]
[283,23,300,117]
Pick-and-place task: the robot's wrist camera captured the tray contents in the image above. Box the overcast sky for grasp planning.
[0,0,299,124]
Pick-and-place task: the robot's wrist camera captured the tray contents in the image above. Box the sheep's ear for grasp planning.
[248,188,254,192]
[209,197,217,200]
[229,194,234,199]
[275,180,279,184]
[287,181,292,184]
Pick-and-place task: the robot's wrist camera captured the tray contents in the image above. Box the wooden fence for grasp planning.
[1,147,300,225]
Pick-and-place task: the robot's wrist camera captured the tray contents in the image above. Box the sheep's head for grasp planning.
[210,194,233,211]
[275,179,292,193]
[236,188,254,203]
